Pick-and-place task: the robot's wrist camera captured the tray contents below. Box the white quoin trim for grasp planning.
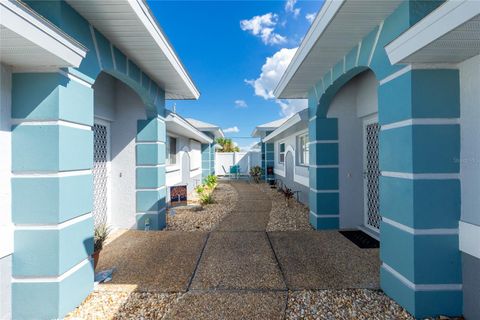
[310,211,339,219]
[380,118,459,131]
[310,188,338,193]
[12,258,89,283]
[11,119,92,131]
[12,169,92,178]
[382,217,459,236]
[381,171,459,180]
[308,140,338,145]
[382,263,462,292]
[58,69,92,88]
[379,65,412,85]
[14,213,92,231]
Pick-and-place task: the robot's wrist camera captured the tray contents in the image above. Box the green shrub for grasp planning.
[195,185,205,195]
[249,166,263,183]
[204,175,217,189]
[199,192,214,204]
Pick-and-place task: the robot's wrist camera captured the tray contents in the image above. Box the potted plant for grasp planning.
[249,166,263,183]
[284,187,295,207]
[93,223,110,270]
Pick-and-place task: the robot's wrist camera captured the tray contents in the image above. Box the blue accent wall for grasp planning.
[306,1,461,317]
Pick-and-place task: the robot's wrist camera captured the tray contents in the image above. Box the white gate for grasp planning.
[93,121,110,226]
[363,116,381,231]
[215,151,261,176]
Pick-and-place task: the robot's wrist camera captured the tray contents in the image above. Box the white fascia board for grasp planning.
[263,114,302,143]
[273,0,345,98]
[130,0,200,99]
[167,114,213,144]
[459,221,480,259]
[0,0,87,67]
[385,0,480,64]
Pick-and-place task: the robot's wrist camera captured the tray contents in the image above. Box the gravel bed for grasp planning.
[286,289,413,320]
[254,183,312,231]
[65,290,181,320]
[166,182,237,231]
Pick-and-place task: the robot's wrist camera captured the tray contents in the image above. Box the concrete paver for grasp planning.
[190,231,286,290]
[268,231,380,290]
[96,230,208,292]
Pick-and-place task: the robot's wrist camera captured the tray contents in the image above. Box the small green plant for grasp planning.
[195,184,205,195]
[199,192,214,204]
[284,187,295,207]
[249,166,263,183]
[204,175,217,189]
[94,223,110,253]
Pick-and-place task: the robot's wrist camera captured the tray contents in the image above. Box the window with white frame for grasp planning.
[279,142,285,164]
[297,133,309,165]
[166,136,177,165]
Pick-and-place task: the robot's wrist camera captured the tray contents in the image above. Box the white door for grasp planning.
[93,119,111,226]
[363,115,381,232]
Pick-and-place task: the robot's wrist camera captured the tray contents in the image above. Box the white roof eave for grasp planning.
[385,0,480,64]
[274,0,402,99]
[166,114,213,144]
[0,0,87,68]
[65,0,199,100]
[263,114,302,143]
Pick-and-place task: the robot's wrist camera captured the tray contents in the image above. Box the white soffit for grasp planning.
[0,0,87,69]
[166,113,212,144]
[251,117,289,138]
[263,109,308,143]
[386,1,480,64]
[66,0,199,100]
[274,0,402,99]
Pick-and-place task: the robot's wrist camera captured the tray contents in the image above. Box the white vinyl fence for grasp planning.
[215,151,261,176]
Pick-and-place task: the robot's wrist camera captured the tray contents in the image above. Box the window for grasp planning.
[298,133,309,165]
[279,143,285,164]
[167,136,177,165]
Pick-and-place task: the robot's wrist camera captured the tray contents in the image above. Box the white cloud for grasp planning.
[246,47,307,117]
[245,47,297,100]
[234,100,248,108]
[276,99,307,117]
[223,126,240,133]
[240,13,287,45]
[285,0,301,18]
[305,12,316,23]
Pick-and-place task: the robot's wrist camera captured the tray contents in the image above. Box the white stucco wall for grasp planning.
[459,54,480,227]
[0,63,12,320]
[93,73,116,121]
[327,70,378,229]
[94,74,147,229]
[458,53,480,320]
[272,129,309,187]
[165,133,202,201]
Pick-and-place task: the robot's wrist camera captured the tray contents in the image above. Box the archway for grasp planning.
[92,72,148,229]
[325,70,380,237]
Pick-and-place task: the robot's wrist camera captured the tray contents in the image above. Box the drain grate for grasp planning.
[339,230,379,249]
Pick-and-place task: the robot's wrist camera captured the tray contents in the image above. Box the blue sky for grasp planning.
[148,0,324,150]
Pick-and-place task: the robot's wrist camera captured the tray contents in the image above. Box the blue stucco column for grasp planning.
[378,69,462,318]
[136,116,167,230]
[261,137,274,181]
[10,72,94,319]
[308,115,340,229]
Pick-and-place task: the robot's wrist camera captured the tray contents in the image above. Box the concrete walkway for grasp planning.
[95,180,380,319]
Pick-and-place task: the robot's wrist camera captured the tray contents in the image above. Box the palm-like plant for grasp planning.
[215,138,240,152]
